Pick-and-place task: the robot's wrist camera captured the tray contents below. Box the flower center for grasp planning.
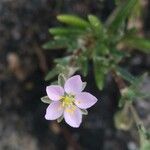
[61,95,76,113]
[62,95,74,107]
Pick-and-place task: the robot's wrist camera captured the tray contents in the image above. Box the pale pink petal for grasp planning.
[45,101,64,120]
[74,92,98,109]
[46,85,64,101]
[64,106,82,128]
[64,75,83,95]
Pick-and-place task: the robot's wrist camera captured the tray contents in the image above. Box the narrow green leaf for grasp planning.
[107,0,138,33]
[122,36,150,53]
[54,56,71,66]
[130,0,142,19]
[41,96,52,104]
[116,67,137,84]
[57,14,90,29]
[88,15,103,36]
[78,56,88,76]
[45,68,59,81]
[94,58,106,90]
[58,74,66,87]
[95,43,109,56]
[53,36,78,52]
[49,27,83,36]
[51,80,58,85]
[42,40,67,49]
[111,49,129,63]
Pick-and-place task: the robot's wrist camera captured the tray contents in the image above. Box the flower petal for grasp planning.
[75,92,98,109]
[64,75,83,95]
[46,85,64,101]
[45,101,64,120]
[64,106,82,128]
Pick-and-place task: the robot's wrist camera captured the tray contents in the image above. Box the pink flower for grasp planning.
[45,75,98,128]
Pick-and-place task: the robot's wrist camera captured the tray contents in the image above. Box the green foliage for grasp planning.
[41,96,52,104]
[43,0,149,92]
[122,36,150,53]
[94,43,109,55]
[88,15,104,36]
[116,67,137,84]
[45,67,59,81]
[78,56,88,77]
[57,14,90,29]
[119,88,135,107]
[107,0,138,33]
[58,73,66,87]
[140,141,150,150]
[130,0,142,19]
[138,123,150,150]
[49,27,84,36]
[42,1,149,147]
[43,39,67,49]
[118,73,150,107]
[93,57,107,90]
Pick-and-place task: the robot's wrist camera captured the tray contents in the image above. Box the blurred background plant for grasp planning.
[43,0,150,149]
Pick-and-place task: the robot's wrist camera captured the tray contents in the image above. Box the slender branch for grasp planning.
[129,104,142,126]
[112,70,146,130]
[129,104,148,145]
[111,69,126,89]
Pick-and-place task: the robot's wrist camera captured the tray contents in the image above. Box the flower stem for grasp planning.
[129,104,142,126]
[112,70,147,146]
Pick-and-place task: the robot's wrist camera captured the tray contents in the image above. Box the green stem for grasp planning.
[113,70,147,147]
[129,104,142,125]
[129,104,147,146]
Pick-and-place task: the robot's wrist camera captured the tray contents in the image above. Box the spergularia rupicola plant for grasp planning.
[42,0,150,147]
[43,75,97,128]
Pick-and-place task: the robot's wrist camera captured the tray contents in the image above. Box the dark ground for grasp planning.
[0,0,150,150]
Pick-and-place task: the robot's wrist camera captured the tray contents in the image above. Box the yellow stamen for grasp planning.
[61,95,76,114]
[66,105,76,114]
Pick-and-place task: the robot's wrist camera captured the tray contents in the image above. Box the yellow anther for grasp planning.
[77,101,81,104]
[61,95,75,110]
[66,105,76,114]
